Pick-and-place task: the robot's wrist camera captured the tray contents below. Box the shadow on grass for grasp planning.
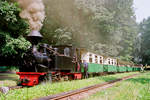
[126,78,150,84]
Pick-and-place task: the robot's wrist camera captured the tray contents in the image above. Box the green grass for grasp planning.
[0,72,140,100]
[84,72,150,100]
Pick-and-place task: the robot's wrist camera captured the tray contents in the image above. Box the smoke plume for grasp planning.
[16,0,45,31]
[43,0,97,46]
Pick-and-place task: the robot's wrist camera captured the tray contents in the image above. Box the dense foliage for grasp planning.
[138,17,150,65]
[41,0,138,61]
[0,0,31,57]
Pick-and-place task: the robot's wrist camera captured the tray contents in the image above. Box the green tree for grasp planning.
[0,0,31,58]
[139,17,150,65]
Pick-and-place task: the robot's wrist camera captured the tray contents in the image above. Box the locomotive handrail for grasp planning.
[43,46,73,58]
[40,45,61,56]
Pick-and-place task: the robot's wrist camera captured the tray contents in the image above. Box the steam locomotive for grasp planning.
[16,30,141,86]
[17,30,83,86]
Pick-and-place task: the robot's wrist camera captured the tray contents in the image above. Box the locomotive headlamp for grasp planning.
[27,30,43,45]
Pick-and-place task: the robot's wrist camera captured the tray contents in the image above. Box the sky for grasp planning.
[134,0,150,23]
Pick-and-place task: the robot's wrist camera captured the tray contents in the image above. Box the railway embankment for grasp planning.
[0,72,140,100]
[84,72,150,100]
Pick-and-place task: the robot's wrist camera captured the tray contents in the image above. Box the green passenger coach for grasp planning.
[80,50,141,74]
[81,51,118,73]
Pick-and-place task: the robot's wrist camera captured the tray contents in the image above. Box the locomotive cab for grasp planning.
[50,45,81,73]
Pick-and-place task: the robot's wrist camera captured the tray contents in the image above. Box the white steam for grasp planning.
[16,0,45,31]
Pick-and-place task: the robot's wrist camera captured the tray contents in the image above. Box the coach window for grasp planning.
[115,60,117,65]
[64,47,70,57]
[111,59,114,65]
[100,56,103,64]
[108,59,111,65]
[89,54,93,63]
[95,55,98,63]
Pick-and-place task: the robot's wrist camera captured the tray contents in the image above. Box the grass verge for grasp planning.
[0,72,140,100]
[84,72,150,100]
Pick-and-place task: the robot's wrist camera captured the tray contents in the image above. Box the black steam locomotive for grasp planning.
[17,30,82,86]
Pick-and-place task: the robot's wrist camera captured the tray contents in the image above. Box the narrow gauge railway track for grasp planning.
[35,73,139,100]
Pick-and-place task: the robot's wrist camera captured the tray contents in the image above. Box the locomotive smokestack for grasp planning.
[27,30,43,45]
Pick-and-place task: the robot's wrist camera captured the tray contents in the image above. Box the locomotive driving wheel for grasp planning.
[51,72,61,82]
